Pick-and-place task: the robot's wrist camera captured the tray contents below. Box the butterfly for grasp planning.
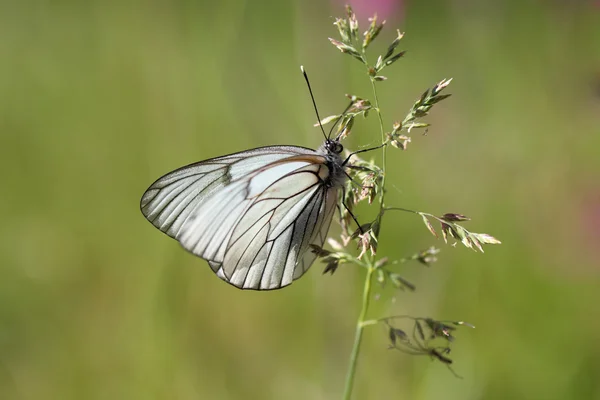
[139,67,369,290]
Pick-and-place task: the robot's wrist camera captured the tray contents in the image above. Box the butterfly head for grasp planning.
[318,139,346,188]
[324,139,343,155]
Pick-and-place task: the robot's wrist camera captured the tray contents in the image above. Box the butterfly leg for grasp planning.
[340,186,365,235]
[342,143,386,166]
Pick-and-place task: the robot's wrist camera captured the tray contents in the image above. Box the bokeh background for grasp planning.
[1,0,599,399]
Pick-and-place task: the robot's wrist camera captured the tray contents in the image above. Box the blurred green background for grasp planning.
[1,0,599,399]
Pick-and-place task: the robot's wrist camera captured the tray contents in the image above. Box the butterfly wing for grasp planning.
[140,146,314,238]
[141,146,340,290]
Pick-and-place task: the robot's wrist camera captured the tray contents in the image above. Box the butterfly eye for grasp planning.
[333,142,343,154]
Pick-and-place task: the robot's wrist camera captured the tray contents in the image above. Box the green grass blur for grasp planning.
[1,0,599,399]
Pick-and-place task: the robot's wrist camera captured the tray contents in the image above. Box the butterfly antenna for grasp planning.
[301,66,328,141]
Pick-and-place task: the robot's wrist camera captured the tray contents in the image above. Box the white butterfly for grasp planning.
[140,140,348,290]
[139,67,372,290]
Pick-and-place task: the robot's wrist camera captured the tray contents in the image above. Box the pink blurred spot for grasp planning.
[577,187,600,273]
[582,189,600,241]
[332,0,405,22]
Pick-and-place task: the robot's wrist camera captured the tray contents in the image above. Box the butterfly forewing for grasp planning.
[141,145,344,290]
[140,146,314,238]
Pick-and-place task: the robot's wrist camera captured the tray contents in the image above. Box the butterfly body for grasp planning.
[141,140,347,290]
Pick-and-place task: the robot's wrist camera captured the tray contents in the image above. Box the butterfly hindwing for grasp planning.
[179,159,336,290]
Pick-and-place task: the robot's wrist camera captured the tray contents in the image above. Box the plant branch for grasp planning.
[342,65,389,400]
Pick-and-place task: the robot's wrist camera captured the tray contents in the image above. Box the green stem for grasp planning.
[371,77,388,212]
[342,264,374,400]
[342,76,388,400]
